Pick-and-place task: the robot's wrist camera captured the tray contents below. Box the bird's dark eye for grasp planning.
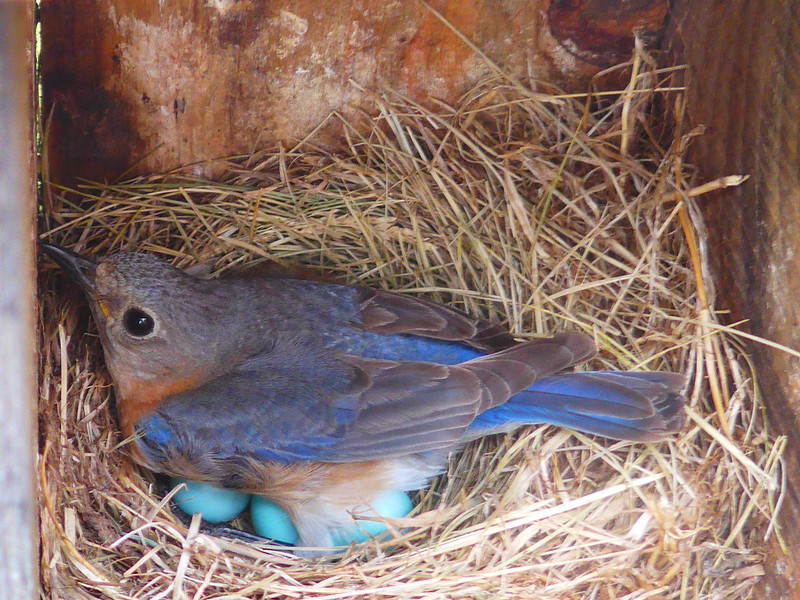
[123,308,155,337]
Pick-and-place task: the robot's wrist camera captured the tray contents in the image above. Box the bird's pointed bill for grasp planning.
[41,243,99,296]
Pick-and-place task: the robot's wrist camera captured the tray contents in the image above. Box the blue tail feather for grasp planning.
[471,371,685,442]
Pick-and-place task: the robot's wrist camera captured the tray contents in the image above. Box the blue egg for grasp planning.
[170,478,251,523]
[251,496,300,545]
[331,490,414,546]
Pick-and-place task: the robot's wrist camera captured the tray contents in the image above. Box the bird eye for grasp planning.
[123,308,155,337]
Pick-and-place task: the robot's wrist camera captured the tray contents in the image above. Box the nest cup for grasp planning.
[39,52,782,599]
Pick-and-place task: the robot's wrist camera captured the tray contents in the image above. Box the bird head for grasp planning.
[41,245,239,398]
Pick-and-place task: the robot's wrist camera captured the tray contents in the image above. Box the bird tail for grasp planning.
[470,371,686,442]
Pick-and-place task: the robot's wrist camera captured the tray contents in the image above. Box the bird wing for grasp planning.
[354,288,518,353]
[133,332,595,476]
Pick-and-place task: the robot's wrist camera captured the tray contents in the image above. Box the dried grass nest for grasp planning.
[39,52,784,600]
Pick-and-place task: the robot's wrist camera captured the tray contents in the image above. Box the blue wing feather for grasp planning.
[328,330,484,364]
[133,330,683,485]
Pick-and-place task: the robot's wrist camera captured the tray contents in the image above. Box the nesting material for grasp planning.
[39,52,782,600]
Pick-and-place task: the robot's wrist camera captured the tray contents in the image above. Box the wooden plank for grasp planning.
[40,0,667,185]
[668,0,800,596]
[0,2,38,600]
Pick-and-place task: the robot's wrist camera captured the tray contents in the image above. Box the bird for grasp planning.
[42,243,685,550]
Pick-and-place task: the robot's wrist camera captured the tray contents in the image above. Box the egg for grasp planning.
[331,490,414,546]
[251,490,414,548]
[251,496,300,545]
[170,478,251,523]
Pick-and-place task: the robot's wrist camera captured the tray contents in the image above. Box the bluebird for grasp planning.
[42,244,685,549]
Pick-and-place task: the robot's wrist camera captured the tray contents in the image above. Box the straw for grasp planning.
[38,47,780,599]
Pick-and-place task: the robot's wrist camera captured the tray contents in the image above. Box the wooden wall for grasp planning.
[40,0,667,185]
[669,0,800,596]
[0,2,38,599]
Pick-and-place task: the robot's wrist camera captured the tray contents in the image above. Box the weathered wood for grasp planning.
[40,0,667,184]
[548,0,667,65]
[669,0,800,596]
[0,3,38,600]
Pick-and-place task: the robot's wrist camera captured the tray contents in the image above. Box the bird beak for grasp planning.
[41,243,99,296]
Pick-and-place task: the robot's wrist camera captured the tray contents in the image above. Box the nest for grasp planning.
[39,50,782,599]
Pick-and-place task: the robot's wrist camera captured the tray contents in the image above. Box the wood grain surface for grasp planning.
[40,0,667,184]
[0,3,38,600]
[670,1,800,597]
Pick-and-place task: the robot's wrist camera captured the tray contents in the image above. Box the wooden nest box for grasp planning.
[2,1,799,597]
